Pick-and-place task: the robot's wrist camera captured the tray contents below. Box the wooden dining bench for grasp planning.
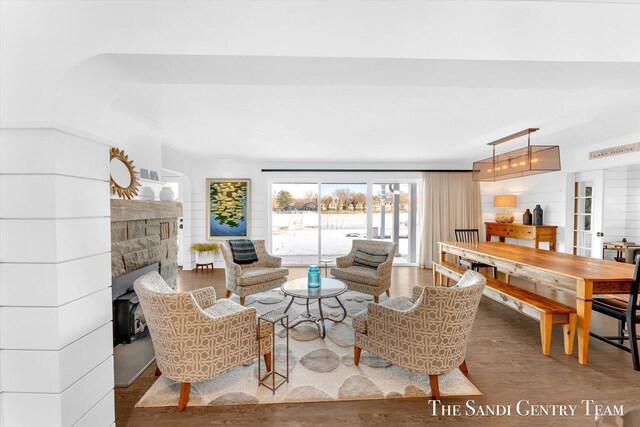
[433,261,577,357]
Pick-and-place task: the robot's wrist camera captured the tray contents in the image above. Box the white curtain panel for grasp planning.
[419,172,482,268]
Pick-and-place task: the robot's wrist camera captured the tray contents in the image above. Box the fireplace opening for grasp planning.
[112,262,159,346]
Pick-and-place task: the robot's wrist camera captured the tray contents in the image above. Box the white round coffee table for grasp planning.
[281,277,348,338]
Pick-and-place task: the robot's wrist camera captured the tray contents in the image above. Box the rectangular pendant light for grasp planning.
[472,129,561,182]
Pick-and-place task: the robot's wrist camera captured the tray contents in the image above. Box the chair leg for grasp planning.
[354,346,362,365]
[540,313,552,356]
[492,267,497,279]
[178,382,191,412]
[628,311,639,371]
[563,313,576,356]
[264,353,272,372]
[373,295,379,303]
[385,289,390,297]
[225,290,232,298]
[459,360,468,373]
[618,319,625,345]
[240,296,245,306]
[154,366,162,376]
[429,375,440,400]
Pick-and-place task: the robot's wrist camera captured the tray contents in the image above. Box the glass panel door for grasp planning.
[270,179,420,265]
[373,183,417,263]
[319,183,367,263]
[271,183,318,265]
[573,180,593,257]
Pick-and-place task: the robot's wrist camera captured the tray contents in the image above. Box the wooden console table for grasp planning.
[485,222,557,251]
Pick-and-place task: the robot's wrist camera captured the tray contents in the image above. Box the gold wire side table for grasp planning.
[258,310,289,394]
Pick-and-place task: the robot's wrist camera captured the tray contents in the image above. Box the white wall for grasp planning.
[602,167,629,253]
[0,127,115,427]
[162,147,431,268]
[168,132,640,265]
[481,171,565,251]
[103,98,164,181]
[625,165,640,244]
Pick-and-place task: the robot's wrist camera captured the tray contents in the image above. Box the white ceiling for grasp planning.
[115,55,640,163]
[3,1,640,165]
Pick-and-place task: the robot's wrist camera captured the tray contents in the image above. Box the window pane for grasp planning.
[585,186,592,197]
[271,183,318,264]
[320,183,367,262]
[373,183,412,263]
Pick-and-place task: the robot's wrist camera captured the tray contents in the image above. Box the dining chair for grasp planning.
[589,258,639,371]
[454,229,497,279]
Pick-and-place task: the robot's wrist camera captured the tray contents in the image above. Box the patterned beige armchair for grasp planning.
[330,239,398,302]
[352,270,485,399]
[134,271,271,411]
[219,240,289,305]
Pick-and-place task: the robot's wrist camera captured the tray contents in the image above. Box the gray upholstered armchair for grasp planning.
[330,239,398,303]
[219,240,289,305]
[134,272,271,411]
[352,270,485,399]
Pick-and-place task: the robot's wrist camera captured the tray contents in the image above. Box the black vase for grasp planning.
[523,209,532,225]
[533,205,543,226]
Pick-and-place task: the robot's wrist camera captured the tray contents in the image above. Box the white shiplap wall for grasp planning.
[601,165,640,260]
[626,165,640,243]
[0,127,114,427]
[602,167,628,260]
[480,171,566,251]
[161,153,426,270]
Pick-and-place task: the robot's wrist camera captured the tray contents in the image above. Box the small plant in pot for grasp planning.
[190,243,220,266]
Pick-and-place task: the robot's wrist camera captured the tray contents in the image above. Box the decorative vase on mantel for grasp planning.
[523,209,532,225]
[159,185,175,201]
[533,205,544,226]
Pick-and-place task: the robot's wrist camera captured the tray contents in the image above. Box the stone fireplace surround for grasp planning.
[110,200,182,288]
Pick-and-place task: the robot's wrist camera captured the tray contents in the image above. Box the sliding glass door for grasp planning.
[271,183,318,265]
[373,183,417,263]
[320,183,367,262]
[270,179,419,265]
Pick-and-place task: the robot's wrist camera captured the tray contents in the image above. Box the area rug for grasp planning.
[136,289,481,407]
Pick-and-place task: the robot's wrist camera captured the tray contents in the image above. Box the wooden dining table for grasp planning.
[438,241,636,365]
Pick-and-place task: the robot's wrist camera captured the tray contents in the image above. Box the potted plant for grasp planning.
[190,242,220,268]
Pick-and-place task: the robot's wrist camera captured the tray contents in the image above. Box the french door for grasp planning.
[573,171,604,258]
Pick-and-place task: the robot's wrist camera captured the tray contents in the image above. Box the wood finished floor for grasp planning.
[116,267,640,426]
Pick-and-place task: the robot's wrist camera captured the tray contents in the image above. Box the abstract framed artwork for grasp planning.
[206,178,250,240]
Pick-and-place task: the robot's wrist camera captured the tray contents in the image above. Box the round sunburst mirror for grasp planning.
[110,147,140,199]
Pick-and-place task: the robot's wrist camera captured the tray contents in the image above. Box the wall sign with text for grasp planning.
[589,142,639,160]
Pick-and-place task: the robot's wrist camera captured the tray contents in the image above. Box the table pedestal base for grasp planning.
[282,296,347,338]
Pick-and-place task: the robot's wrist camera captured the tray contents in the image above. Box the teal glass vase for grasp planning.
[308,265,320,288]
